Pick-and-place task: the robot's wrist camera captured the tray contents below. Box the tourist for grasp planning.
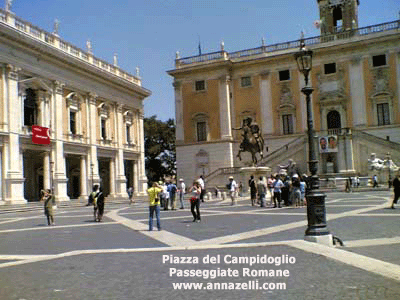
[267,175,276,207]
[147,182,162,231]
[257,176,267,207]
[127,186,134,205]
[95,187,105,222]
[168,181,177,210]
[291,174,301,207]
[189,181,202,222]
[178,178,186,209]
[198,175,205,203]
[42,189,55,226]
[391,173,400,209]
[249,175,257,206]
[273,175,284,208]
[227,176,238,205]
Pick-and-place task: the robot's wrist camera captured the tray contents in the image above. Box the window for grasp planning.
[101,118,107,139]
[70,111,76,134]
[327,110,341,129]
[282,114,293,135]
[333,6,343,29]
[126,124,131,143]
[377,103,390,126]
[24,88,37,126]
[324,63,336,75]
[372,55,386,67]
[241,76,252,87]
[197,121,207,142]
[279,70,290,81]
[195,80,205,91]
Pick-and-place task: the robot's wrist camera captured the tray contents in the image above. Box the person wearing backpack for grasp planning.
[168,181,177,210]
[86,185,99,206]
[95,187,105,222]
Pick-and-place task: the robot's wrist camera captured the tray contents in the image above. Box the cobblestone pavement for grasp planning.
[0,191,400,300]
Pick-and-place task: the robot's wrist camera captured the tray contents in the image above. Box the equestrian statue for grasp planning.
[232,117,264,165]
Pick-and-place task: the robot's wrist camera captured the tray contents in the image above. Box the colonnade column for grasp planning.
[79,155,88,201]
[88,93,100,186]
[133,160,139,196]
[138,111,147,195]
[5,65,25,203]
[109,159,116,196]
[52,81,69,202]
[43,151,50,190]
[114,104,127,198]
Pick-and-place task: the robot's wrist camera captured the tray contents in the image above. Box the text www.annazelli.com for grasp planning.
[172,281,286,290]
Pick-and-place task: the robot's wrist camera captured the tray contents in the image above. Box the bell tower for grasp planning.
[317,0,359,35]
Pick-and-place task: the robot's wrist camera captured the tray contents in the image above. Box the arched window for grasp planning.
[327,110,341,130]
[66,92,83,136]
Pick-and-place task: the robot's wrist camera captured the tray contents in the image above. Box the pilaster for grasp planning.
[52,81,69,202]
[4,64,25,204]
[259,71,274,134]
[173,80,184,142]
[350,56,367,127]
[79,155,88,201]
[219,75,232,140]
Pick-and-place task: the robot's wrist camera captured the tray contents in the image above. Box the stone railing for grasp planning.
[0,9,141,86]
[176,20,400,66]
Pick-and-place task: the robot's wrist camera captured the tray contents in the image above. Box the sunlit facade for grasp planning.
[0,9,150,204]
[168,0,400,186]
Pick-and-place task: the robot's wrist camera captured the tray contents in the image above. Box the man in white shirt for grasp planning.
[198,175,205,202]
[228,176,237,205]
[178,178,186,209]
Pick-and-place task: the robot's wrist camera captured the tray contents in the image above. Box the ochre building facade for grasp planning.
[168,0,400,187]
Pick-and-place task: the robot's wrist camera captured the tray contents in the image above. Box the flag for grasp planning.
[198,41,202,56]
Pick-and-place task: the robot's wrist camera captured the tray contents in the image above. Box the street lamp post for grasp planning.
[294,35,332,244]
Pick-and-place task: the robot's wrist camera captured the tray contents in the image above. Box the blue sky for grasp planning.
[9,0,399,121]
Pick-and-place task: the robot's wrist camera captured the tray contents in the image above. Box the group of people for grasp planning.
[246,173,307,208]
[147,176,206,231]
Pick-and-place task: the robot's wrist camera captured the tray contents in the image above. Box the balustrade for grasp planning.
[0,8,141,86]
[176,20,400,66]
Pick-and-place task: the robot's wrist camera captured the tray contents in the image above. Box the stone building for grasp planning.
[168,0,400,187]
[0,8,150,204]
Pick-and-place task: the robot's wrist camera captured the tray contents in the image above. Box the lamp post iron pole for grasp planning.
[295,36,331,242]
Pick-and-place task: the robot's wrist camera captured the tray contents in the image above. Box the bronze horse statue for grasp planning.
[233,118,264,165]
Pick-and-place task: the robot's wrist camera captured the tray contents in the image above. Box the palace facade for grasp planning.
[0,8,150,204]
[168,0,400,187]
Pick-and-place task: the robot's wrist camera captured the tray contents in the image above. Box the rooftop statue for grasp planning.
[232,117,264,165]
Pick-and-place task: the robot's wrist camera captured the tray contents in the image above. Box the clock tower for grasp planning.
[317,0,359,35]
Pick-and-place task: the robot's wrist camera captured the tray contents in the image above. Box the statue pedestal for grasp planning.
[240,166,272,201]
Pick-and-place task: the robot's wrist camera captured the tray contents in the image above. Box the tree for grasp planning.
[144,116,176,183]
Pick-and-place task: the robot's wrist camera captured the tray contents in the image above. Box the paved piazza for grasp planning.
[0,191,400,299]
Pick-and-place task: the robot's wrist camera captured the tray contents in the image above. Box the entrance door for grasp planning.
[66,156,81,199]
[23,151,44,202]
[99,159,110,196]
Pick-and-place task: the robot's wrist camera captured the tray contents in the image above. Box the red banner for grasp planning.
[32,125,51,145]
